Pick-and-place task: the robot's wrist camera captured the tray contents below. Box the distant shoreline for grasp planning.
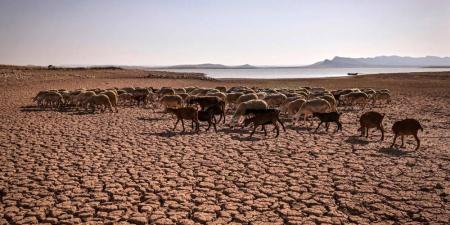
[149,67,450,79]
[1,64,449,83]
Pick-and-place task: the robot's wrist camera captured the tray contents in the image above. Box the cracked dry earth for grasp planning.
[1,72,450,224]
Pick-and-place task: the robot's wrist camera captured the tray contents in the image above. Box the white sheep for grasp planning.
[372,91,391,105]
[206,92,227,102]
[341,92,369,109]
[296,91,309,99]
[319,95,337,112]
[174,88,187,94]
[122,87,135,93]
[119,93,133,105]
[100,90,119,112]
[158,88,176,98]
[282,99,306,118]
[39,92,63,109]
[225,92,244,111]
[230,99,268,126]
[215,86,227,92]
[33,91,50,107]
[263,93,287,108]
[294,99,331,125]
[236,93,258,105]
[184,86,197,93]
[226,92,243,104]
[160,95,183,110]
[255,92,267,99]
[87,94,114,113]
[74,91,96,110]
[206,89,220,94]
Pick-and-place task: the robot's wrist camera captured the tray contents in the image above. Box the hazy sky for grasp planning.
[0,0,449,66]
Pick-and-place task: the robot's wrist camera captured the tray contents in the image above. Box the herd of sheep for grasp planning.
[32,85,423,150]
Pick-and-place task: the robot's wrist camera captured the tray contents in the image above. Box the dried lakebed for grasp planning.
[0,75,449,224]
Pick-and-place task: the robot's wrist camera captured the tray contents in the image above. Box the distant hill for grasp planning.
[308,56,450,68]
[154,63,257,69]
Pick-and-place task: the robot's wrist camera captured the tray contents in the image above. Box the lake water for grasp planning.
[151,67,449,79]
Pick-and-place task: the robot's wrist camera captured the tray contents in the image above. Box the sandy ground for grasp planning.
[0,68,449,224]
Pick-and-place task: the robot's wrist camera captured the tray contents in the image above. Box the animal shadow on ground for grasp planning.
[345,136,370,145]
[69,111,95,115]
[19,105,49,112]
[379,147,408,157]
[221,127,246,135]
[137,116,164,121]
[287,124,311,132]
[142,105,158,111]
[141,130,198,137]
[230,134,262,141]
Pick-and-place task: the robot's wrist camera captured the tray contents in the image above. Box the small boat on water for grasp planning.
[347,72,358,76]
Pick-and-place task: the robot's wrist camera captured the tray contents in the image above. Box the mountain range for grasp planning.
[156,63,257,69]
[308,56,450,68]
[148,56,450,69]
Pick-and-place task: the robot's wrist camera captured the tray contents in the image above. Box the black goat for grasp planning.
[210,101,226,124]
[194,107,217,132]
[187,96,222,111]
[312,112,342,132]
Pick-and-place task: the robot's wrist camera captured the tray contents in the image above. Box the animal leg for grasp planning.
[315,121,323,133]
[173,119,179,131]
[293,114,299,125]
[274,122,280,138]
[277,118,286,132]
[379,125,384,141]
[400,135,405,148]
[206,121,211,131]
[217,113,223,124]
[391,134,398,148]
[181,119,185,132]
[336,121,342,132]
[366,128,369,138]
[249,125,257,137]
[212,120,217,132]
[195,121,200,133]
[222,112,226,124]
[413,133,420,150]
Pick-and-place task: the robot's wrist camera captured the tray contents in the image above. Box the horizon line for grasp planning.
[3,54,450,68]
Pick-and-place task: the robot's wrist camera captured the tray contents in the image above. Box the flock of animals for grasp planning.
[32,85,423,150]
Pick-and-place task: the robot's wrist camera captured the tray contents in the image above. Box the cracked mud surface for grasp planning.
[0,69,449,224]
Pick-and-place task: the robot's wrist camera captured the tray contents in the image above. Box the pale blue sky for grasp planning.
[0,0,449,66]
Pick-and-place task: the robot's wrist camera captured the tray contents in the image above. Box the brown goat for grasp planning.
[358,111,385,140]
[243,109,283,138]
[391,119,423,150]
[166,107,200,133]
